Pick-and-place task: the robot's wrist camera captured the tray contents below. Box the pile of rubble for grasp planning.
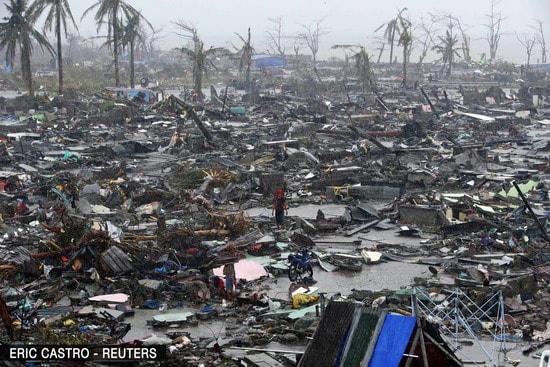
[1,80,550,366]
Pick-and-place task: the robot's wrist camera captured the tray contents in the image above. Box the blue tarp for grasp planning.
[528,64,550,70]
[252,55,285,69]
[368,314,416,367]
[4,61,12,73]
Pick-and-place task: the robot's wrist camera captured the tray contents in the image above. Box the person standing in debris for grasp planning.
[272,188,288,229]
[223,262,236,301]
[191,278,210,304]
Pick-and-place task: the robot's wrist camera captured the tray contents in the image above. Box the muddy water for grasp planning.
[123,204,429,343]
[123,203,426,327]
[260,259,430,300]
[244,202,432,297]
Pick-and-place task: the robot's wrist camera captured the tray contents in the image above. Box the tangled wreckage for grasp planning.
[1,73,550,366]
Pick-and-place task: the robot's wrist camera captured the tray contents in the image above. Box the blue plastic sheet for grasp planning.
[252,55,285,69]
[368,314,416,367]
[200,305,214,313]
[144,299,160,309]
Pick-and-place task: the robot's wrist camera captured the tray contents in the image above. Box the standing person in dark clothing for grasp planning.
[223,262,236,301]
[272,188,288,229]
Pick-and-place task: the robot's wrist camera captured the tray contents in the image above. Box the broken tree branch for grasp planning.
[512,180,550,245]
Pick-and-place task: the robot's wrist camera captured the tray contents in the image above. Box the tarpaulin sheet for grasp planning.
[367,314,416,367]
[252,55,285,69]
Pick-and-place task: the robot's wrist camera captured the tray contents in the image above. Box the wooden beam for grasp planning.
[230,346,304,354]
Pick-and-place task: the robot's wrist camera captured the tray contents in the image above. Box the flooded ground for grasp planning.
[115,202,543,366]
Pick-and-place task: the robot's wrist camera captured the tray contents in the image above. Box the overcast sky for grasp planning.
[50,0,550,64]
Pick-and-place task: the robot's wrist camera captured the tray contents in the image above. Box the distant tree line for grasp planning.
[0,0,547,96]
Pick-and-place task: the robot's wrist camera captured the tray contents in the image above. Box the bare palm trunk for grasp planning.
[389,31,395,64]
[195,73,202,98]
[245,66,250,93]
[22,44,33,96]
[56,10,63,95]
[402,45,408,87]
[130,39,135,88]
[113,18,120,87]
[377,43,385,63]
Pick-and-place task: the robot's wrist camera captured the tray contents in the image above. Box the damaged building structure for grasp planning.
[0,60,550,367]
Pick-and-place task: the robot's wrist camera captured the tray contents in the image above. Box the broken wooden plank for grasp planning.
[452,109,495,122]
[230,346,304,354]
[419,87,436,115]
[186,107,214,142]
[242,352,288,367]
[347,124,389,151]
[345,219,381,237]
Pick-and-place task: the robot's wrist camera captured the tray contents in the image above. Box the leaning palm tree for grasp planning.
[82,0,143,87]
[174,21,227,100]
[0,0,54,96]
[120,10,152,88]
[28,0,78,95]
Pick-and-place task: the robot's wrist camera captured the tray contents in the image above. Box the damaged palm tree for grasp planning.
[186,169,250,237]
[397,11,412,87]
[0,0,55,96]
[211,209,251,237]
[82,0,149,87]
[374,8,408,64]
[174,21,227,100]
[353,46,376,94]
[332,44,376,94]
[432,24,462,77]
[196,169,235,195]
[27,0,79,95]
[120,11,153,88]
[232,27,254,94]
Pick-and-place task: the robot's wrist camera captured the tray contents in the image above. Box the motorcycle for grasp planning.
[288,246,313,282]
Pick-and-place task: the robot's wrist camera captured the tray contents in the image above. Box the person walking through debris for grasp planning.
[272,188,288,229]
[223,262,236,301]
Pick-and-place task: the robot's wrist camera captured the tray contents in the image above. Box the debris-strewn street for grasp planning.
[1,59,550,366]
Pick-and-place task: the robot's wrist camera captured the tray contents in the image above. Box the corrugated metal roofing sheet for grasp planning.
[101,245,133,274]
[298,301,362,367]
[367,314,417,367]
[341,311,381,367]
